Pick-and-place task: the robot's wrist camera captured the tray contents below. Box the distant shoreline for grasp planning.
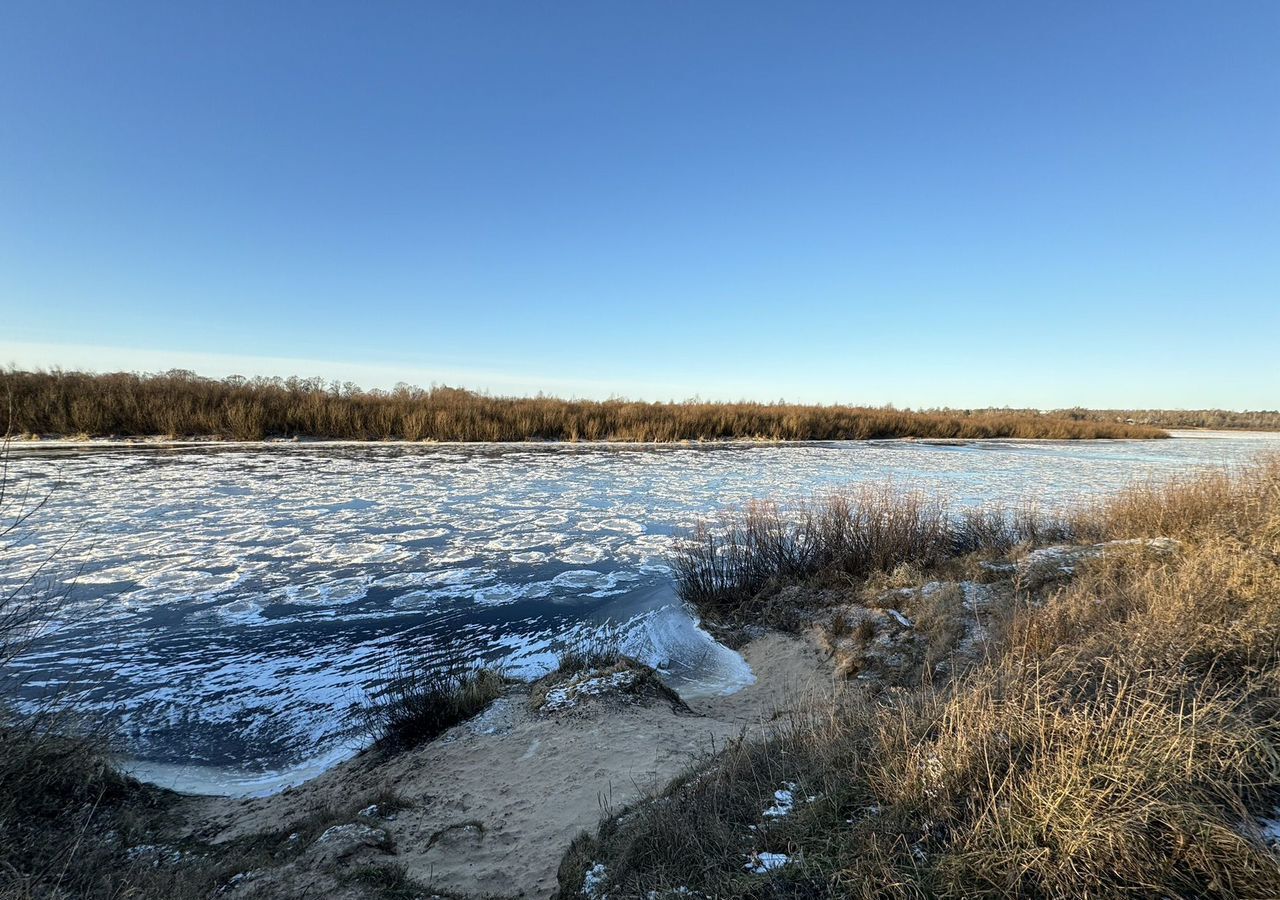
[2,370,1171,442]
[7,432,1184,451]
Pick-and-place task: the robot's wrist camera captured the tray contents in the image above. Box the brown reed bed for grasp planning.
[1,368,1168,442]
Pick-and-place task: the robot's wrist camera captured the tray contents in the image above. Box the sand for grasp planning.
[175,632,835,898]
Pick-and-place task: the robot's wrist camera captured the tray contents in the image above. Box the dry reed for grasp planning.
[2,369,1168,442]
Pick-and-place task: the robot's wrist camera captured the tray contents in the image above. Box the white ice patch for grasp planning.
[509,551,548,564]
[556,543,607,564]
[473,583,527,606]
[551,569,617,592]
[276,576,371,606]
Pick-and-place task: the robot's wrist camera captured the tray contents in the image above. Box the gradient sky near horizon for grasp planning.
[2,2,1277,409]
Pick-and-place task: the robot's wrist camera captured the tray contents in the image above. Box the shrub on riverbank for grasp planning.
[361,663,505,753]
[559,457,1280,898]
[673,483,1074,625]
[1,368,1168,441]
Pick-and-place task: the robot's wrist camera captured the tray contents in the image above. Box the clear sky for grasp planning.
[1,2,1277,409]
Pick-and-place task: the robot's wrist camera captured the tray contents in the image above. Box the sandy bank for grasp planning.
[172,632,834,898]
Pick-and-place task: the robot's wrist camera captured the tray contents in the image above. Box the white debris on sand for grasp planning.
[744,851,790,874]
[464,696,518,736]
[543,670,640,711]
[582,861,610,899]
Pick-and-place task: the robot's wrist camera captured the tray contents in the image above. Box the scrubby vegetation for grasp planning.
[559,457,1280,898]
[1058,407,1280,432]
[1,368,1168,441]
[360,662,505,753]
[673,484,1072,629]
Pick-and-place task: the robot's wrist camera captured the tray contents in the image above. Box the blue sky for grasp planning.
[2,2,1277,408]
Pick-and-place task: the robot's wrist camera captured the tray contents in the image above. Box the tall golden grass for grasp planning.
[560,457,1280,898]
[1,369,1168,441]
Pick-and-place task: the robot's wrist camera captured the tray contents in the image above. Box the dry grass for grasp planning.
[674,484,1073,625]
[2,368,1168,442]
[559,456,1280,898]
[360,662,505,753]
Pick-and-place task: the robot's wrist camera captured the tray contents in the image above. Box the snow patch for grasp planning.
[763,783,798,818]
[744,851,790,874]
[582,862,609,899]
[543,670,640,711]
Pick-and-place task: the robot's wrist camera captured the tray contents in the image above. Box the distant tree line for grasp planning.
[1055,407,1280,432]
[1,369,1170,442]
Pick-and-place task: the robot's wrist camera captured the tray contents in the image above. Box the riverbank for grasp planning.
[168,632,832,898]
[557,456,1280,898]
[0,630,834,899]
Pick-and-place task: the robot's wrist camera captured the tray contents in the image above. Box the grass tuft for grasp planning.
[361,662,505,753]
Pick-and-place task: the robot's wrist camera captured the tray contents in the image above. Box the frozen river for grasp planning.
[3,431,1277,795]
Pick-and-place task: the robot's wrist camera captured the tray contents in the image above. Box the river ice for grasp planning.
[2,431,1276,795]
